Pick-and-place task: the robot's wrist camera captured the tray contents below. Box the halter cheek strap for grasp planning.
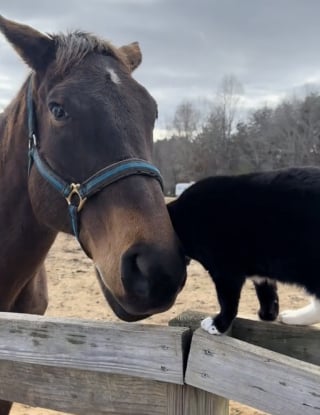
[27,76,164,242]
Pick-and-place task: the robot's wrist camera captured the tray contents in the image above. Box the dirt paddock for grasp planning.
[10,233,312,415]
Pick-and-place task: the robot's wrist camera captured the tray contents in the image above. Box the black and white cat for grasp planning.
[167,167,320,334]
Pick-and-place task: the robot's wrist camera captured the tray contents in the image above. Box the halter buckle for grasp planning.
[28,133,37,150]
[65,183,87,212]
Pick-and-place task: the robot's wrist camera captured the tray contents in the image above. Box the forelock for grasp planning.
[50,31,127,75]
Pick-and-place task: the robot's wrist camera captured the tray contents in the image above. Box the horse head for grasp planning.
[0,15,187,321]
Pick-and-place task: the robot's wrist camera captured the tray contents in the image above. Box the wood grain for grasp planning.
[0,312,190,384]
[186,328,320,415]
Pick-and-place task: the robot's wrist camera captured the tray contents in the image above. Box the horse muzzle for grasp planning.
[95,242,187,320]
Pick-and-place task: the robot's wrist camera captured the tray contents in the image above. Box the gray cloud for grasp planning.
[1,0,320,129]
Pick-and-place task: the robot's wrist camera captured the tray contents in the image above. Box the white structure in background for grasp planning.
[175,182,194,197]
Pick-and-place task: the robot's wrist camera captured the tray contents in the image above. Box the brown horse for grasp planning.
[0,15,186,414]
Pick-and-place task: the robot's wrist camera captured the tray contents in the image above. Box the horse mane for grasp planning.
[0,77,29,167]
[50,31,128,75]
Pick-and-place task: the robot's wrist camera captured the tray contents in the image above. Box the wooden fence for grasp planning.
[0,310,318,415]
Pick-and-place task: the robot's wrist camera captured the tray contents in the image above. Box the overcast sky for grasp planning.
[1,0,320,136]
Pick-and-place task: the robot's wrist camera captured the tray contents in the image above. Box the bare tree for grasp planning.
[172,100,201,141]
[192,74,244,174]
[215,74,244,141]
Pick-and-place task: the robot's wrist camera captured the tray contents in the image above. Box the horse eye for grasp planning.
[49,102,68,120]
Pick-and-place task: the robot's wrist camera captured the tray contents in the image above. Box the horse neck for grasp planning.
[0,84,57,275]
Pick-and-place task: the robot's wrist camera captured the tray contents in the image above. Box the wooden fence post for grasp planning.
[169,311,229,415]
[171,310,320,415]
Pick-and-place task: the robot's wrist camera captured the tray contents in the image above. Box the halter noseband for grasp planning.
[26,76,163,242]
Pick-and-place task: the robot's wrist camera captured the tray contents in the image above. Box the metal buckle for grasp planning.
[65,183,87,212]
[28,133,37,150]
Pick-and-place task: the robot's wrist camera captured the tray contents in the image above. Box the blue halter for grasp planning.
[26,76,163,242]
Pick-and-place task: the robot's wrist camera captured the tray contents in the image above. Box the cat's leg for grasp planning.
[201,275,245,335]
[279,297,320,325]
[253,278,279,321]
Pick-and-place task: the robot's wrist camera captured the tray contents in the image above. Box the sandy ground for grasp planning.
[10,233,311,415]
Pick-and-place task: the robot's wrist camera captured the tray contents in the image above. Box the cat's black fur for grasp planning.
[167,167,320,333]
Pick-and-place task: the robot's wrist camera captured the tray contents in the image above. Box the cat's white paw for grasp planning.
[279,309,302,324]
[279,299,320,325]
[201,316,222,335]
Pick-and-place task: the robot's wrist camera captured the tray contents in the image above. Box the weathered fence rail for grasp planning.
[0,311,318,415]
[0,313,190,414]
[186,329,319,415]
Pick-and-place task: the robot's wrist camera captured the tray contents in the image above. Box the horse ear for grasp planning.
[0,15,54,72]
[119,42,142,72]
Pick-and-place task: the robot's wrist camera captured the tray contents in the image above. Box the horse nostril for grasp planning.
[121,242,186,309]
[121,246,151,298]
